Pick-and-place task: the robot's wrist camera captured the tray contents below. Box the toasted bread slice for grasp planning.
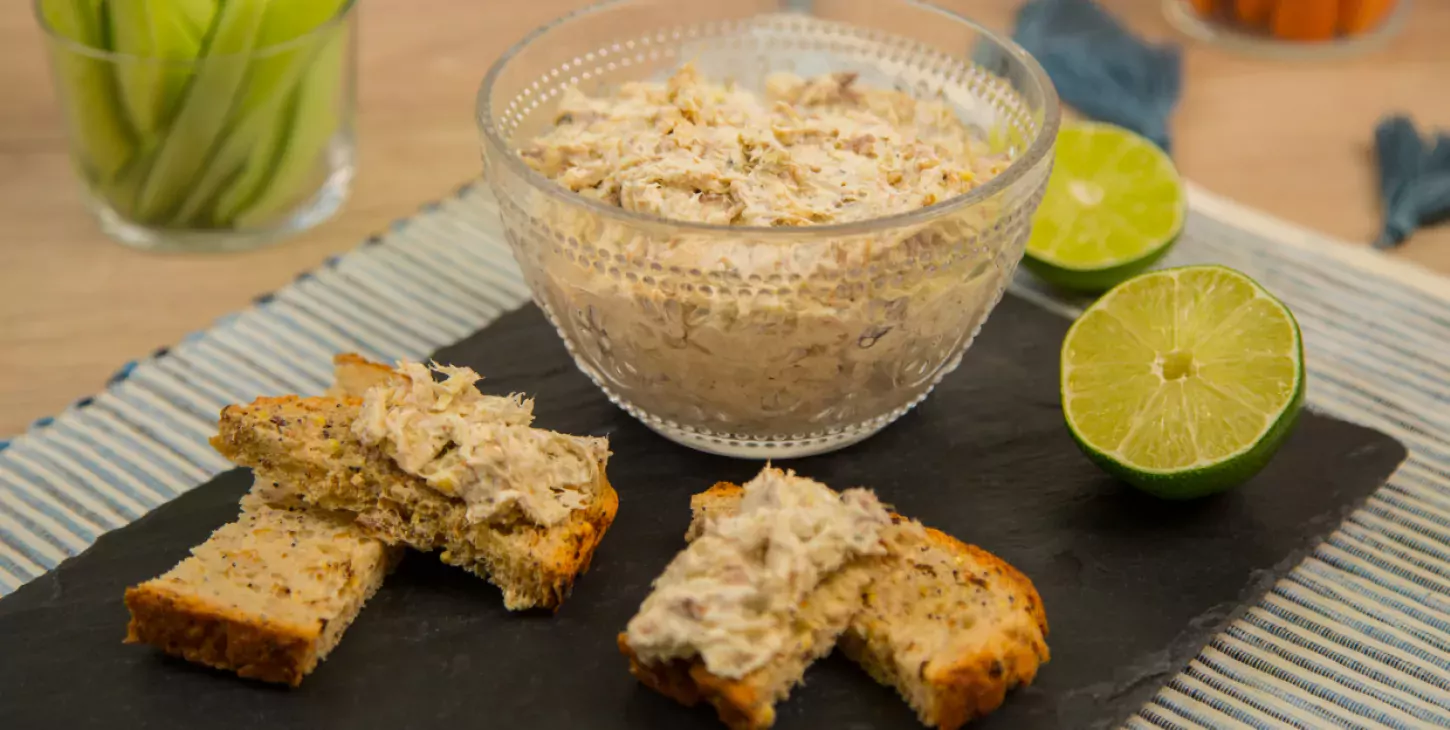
[689,483,1049,730]
[212,394,617,611]
[619,563,873,730]
[124,500,399,686]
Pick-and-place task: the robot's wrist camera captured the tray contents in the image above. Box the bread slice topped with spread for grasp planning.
[213,355,618,611]
[619,466,895,730]
[123,495,400,686]
[685,481,1050,730]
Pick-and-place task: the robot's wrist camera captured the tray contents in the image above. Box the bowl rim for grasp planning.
[476,0,1060,238]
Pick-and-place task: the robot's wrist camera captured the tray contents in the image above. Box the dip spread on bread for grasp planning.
[352,361,609,527]
[625,467,891,678]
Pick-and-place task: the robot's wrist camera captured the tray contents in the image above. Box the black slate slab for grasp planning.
[0,295,1406,730]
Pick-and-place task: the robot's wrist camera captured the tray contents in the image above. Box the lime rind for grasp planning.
[1023,241,1175,294]
[1070,386,1302,499]
[1060,265,1305,499]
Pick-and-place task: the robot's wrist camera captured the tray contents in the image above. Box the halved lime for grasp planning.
[1025,122,1186,293]
[1061,265,1305,499]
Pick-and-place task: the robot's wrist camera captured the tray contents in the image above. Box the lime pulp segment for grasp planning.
[1027,123,1185,271]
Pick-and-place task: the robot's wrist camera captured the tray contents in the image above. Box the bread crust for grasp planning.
[618,635,777,730]
[125,584,324,687]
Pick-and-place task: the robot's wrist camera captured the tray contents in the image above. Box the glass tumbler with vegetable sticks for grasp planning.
[35,0,357,252]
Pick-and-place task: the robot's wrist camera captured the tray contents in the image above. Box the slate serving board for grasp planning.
[0,295,1406,730]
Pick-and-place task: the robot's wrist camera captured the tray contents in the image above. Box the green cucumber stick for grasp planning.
[202,88,296,225]
[171,0,216,38]
[106,0,216,137]
[234,25,347,228]
[168,37,308,225]
[174,0,348,225]
[96,0,217,217]
[99,140,154,218]
[132,0,269,224]
[234,0,347,117]
[170,82,295,226]
[40,0,135,182]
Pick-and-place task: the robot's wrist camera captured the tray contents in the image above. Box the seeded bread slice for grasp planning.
[212,394,618,611]
[688,484,1049,730]
[124,500,399,686]
[618,556,877,730]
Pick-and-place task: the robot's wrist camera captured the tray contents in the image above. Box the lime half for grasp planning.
[1061,266,1305,499]
[1025,122,1186,293]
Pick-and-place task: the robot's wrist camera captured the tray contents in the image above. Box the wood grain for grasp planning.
[0,0,1446,437]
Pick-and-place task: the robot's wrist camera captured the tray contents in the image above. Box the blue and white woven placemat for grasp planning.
[2,183,1448,728]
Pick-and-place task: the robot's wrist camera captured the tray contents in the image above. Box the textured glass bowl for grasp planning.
[477,0,1058,458]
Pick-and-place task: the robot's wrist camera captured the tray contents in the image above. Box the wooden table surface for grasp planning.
[1,0,1447,437]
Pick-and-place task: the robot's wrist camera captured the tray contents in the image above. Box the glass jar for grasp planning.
[35,0,357,253]
[1165,0,1408,57]
[477,0,1059,458]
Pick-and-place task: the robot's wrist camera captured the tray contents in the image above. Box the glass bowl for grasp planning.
[477,0,1058,458]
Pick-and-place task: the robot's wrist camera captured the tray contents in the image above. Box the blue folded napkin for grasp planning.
[1374,116,1450,250]
[1009,0,1182,152]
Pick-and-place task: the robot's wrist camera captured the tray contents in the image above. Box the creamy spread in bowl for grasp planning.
[521,64,1007,227]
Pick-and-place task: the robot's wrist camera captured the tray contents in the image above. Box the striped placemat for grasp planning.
[3,182,1449,728]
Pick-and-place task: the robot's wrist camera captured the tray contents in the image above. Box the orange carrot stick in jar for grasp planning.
[1233,0,1275,27]
[1339,0,1396,35]
[1272,0,1340,40]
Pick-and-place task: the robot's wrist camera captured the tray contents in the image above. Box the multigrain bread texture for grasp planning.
[123,499,399,686]
[618,565,873,730]
[688,483,1050,730]
[212,361,618,611]
[618,469,894,730]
